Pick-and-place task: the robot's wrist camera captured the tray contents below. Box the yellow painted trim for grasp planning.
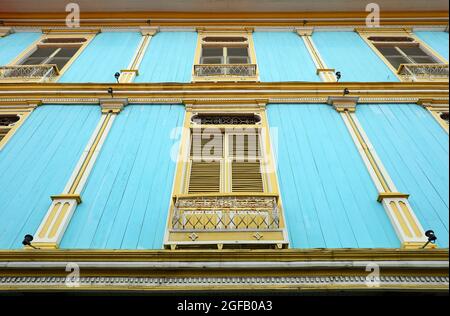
[377,192,410,202]
[68,112,112,194]
[51,194,82,204]
[343,110,391,192]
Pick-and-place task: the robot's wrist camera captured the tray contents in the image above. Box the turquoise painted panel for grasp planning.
[253,32,320,82]
[312,32,399,82]
[357,104,449,247]
[0,32,41,66]
[267,104,400,249]
[415,31,449,61]
[0,105,100,249]
[59,32,142,83]
[61,105,184,249]
[136,32,197,83]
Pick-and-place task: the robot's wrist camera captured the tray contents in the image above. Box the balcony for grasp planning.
[166,193,288,249]
[193,64,257,81]
[397,63,449,82]
[0,64,59,82]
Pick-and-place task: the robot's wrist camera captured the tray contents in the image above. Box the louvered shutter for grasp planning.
[228,133,263,192]
[188,162,221,193]
[231,161,264,192]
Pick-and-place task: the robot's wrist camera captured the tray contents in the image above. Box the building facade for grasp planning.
[0,0,448,293]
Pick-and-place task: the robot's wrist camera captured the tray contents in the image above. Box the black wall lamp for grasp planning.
[336,71,342,82]
[114,72,121,83]
[22,234,39,249]
[422,230,437,248]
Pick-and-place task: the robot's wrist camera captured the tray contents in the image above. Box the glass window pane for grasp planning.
[227,56,250,64]
[202,47,223,57]
[401,46,430,57]
[200,56,223,64]
[377,46,402,57]
[21,47,57,65]
[227,47,248,57]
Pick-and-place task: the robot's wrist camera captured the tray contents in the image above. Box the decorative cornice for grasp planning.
[140,26,159,36]
[41,28,101,34]
[0,275,448,292]
[0,248,447,262]
[99,98,128,114]
[327,96,360,112]
[295,27,314,36]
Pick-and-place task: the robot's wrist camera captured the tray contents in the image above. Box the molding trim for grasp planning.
[99,98,128,113]
[327,96,359,112]
[0,275,448,292]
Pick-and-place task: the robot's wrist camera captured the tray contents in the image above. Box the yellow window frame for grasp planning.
[192,28,259,82]
[2,30,98,83]
[356,27,449,82]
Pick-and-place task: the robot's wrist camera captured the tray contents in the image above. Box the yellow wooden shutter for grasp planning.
[231,161,264,192]
[191,130,223,159]
[228,133,260,160]
[188,161,221,193]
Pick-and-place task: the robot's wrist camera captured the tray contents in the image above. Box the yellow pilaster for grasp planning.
[295,27,336,82]
[30,99,126,249]
[329,96,432,249]
[119,27,159,83]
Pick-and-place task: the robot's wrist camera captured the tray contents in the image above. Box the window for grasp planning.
[0,35,93,82]
[19,38,83,71]
[0,114,21,146]
[428,107,450,132]
[187,115,265,194]
[367,36,449,81]
[200,47,250,65]
[369,37,439,69]
[193,32,258,80]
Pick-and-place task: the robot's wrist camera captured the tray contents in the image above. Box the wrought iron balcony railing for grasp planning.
[171,194,280,232]
[0,64,59,82]
[397,63,449,81]
[194,64,257,77]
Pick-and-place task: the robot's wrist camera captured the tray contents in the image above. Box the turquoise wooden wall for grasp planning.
[0,105,100,249]
[135,32,197,83]
[0,32,41,66]
[415,31,449,62]
[59,32,142,83]
[61,105,184,249]
[253,32,320,82]
[357,104,449,248]
[267,104,400,249]
[312,32,399,82]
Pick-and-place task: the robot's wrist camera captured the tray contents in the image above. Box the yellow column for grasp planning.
[119,27,159,83]
[31,99,127,249]
[329,96,432,249]
[295,27,336,82]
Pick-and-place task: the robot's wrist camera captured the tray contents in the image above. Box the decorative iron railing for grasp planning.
[171,194,280,231]
[0,64,59,82]
[194,64,257,77]
[397,63,449,81]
